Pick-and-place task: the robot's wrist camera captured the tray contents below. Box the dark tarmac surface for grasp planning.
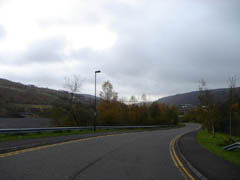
[0,131,141,154]
[0,123,199,180]
[179,131,240,180]
[0,118,51,128]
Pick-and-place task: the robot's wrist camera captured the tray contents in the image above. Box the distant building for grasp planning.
[178,104,195,115]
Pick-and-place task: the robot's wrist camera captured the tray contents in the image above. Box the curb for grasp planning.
[175,130,208,180]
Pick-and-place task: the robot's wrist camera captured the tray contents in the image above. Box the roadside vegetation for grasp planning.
[0,76,180,142]
[196,129,240,166]
[0,78,93,118]
[0,125,181,142]
[0,129,129,142]
[51,78,179,127]
[184,77,240,137]
[183,76,240,166]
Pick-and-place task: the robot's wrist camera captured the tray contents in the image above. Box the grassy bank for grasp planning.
[196,129,240,166]
[0,128,136,142]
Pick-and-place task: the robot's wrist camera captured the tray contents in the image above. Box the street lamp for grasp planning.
[94,70,101,131]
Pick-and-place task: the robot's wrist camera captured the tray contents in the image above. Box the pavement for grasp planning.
[178,130,240,180]
[0,123,200,180]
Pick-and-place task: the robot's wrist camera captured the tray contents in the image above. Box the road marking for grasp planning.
[170,133,196,180]
[0,133,129,158]
[170,135,189,180]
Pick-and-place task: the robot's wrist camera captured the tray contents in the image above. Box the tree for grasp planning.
[97,81,123,125]
[63,75,82,102]
[129,95,138,105]
[141,93,147,102]
[198,79,214,106]
[198,79,217,137]
[49,75,85,126]
[149,102,161,124]
[62,75,83,126]
[99,81,118,101]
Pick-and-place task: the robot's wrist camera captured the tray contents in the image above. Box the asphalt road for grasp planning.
[0,118,51,128]
[0,123,200,180]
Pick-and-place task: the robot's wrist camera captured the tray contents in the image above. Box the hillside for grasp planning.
[156,88,240,106]
[0,78,96,117]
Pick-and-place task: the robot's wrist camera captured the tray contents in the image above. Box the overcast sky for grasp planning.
[0,0,239,101]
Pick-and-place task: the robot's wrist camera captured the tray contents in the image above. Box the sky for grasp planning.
[0,0,240,101]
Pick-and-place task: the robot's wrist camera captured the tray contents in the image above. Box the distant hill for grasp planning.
[156,88,240,106]
[0,78,96,117]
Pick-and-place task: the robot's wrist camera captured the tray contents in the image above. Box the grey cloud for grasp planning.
[4,38,65,66]
[0,37,67,65]
[23,38,66,64]
[70,48,99,60]
[1,0,240,99]
[96,0,240,96]
[0,25,6,39]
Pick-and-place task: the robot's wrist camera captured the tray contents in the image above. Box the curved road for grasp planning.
[0,123,200,180]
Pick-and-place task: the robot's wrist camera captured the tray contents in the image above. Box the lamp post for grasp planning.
[94,70,101,131]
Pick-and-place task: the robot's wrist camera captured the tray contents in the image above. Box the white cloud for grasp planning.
[0,0,118,53]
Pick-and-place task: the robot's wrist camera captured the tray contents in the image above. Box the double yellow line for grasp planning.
[169,134,196,180]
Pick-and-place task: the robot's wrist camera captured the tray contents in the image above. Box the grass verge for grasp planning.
[0,128,135,142]
[0,125,181,142]
[196,129,240,166]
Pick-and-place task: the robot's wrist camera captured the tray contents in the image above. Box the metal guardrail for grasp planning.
[224,142,240,151]
[0,125,173,134]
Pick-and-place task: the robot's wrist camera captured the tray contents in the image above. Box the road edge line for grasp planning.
[170,136,189,180]
[172,134,196,180]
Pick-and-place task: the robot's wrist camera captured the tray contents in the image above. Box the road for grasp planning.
[0,118,50,128]
[0,123,200,180]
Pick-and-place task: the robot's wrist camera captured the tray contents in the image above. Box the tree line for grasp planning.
[97,81,178,126]
[51,77,179,127]
[184,77,240,137]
